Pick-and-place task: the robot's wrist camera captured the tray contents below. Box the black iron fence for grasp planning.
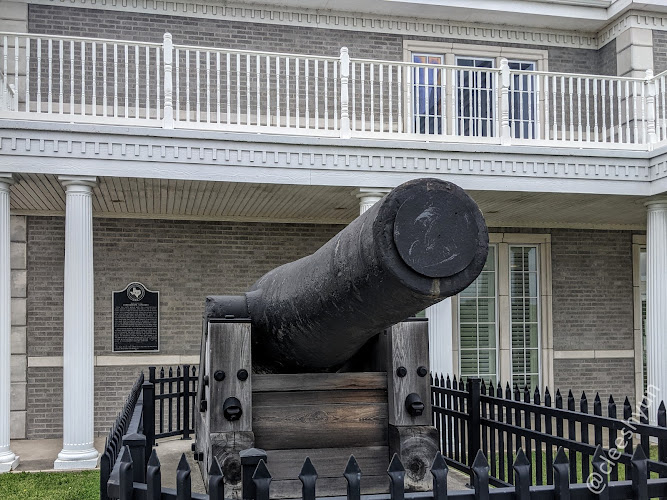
[150,365,198,440]
[101,372,146,500]
[431,374,667,487]
[107,442,667,500]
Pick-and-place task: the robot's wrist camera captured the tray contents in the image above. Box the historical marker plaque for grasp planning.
[112,282,159,352]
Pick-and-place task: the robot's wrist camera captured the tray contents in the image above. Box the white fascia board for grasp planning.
[0,119,655,197]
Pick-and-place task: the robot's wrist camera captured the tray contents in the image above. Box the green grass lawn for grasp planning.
[0,470,99,500]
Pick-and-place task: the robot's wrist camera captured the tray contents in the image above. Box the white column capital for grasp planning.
[58,176,96,192]
[645,198,667,211]
[355,187,391,215]
[0,174,14,190]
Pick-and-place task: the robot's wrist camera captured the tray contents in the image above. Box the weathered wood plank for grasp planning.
[253,403,387,449]
[254,389,386,407]
[386,321,431,426]
[253,372,387,393]
[268,475,389,499]
[209,321,252,432]
[265,446,389,479]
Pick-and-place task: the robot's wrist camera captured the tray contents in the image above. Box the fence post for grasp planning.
[142,380,155,451]
[182,364,190,440]
[500,58,511,146]
[646,69,657,148]
[163,33,174,129]
[339,47,351,139]
[468,377,482,478]
[122,431,147,483]
[241,448,268,500]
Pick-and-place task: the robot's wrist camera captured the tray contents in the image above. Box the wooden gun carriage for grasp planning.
[194,178,488,498]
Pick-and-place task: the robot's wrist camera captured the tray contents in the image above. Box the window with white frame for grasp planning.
[509,245,540,389]
[455,235,550,391]
[459,245,498,384]
[403,42,548,139]
[412,53,444,135]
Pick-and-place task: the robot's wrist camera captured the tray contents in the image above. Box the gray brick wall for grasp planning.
[27,216,343,358]
[27,367,62,439]
[27,5,608,75]
[95,366,144,434]
[550,229,634,351]
[553,358,636,411]
[598,39,617,76]
[655,30,667,74]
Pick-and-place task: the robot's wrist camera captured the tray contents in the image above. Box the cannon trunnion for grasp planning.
[195,178,489,497]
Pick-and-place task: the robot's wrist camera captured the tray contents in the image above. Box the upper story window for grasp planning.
[404,42,548,140]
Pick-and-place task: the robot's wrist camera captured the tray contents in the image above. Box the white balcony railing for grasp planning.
[2,31,667,150]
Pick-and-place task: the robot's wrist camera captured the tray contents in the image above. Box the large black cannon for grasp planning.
[206,177,488,372]
[196,178,488,497]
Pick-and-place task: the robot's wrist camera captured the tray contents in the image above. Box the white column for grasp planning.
[55,175,98,470]
[355,186,454,377]
[646,199,667,415]
[0,174,18,473]
[356,188,390,214]
[425,298,453,377]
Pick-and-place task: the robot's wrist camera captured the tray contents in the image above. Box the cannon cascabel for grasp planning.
[205,178,488,372]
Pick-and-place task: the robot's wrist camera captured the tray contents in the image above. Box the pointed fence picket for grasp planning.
[107,444,667,500]
[431,373,667,487]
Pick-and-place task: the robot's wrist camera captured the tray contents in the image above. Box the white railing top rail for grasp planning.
[0,31,162,48]
[349,57,502,73]
[510,67,646,82]
[172,42,340,62]
[653,68,667,80]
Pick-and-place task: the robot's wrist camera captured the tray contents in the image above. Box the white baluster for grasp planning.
[646,69,655,146]
[13,37,18,111]
[186,50,191,122]
[235,53,240,124]
[102,43,107,117]
[113,44,118,117]
[314,59,319,130]
[500,58,510,145]
[124,44,128,118]
[286,57,290,127]
[534,73,540,140]
[162,34,173,128]
[601,79,607,143]
[216,52,221,124]
[388,64,393,134]
[333,60,338,131]
[543,75,549,140]
[625,80,631,142]
[156,46,160,120]
[134,45,139,118]
[633,80,639,143]
[145,46,149,120]
[276,56,280,126]
[361,62,366,132]
[576,78,582,141]
[324,60,329,131]
[339,48,350,138]
[226,52,230,125]
[295,57,299,128]
[568,77,573,141]
[245,53,250,125]
[379,63,384,132]
[255,54,259,126]
[175,48,180,122]
[70,41,75,116]
[92,43,97,117]
[585,78,590,141]
[398,63,403,134]
[39,38,44,113]
[196,50,201,123]
[1,36,6,109]
[81,41,86,116]
[25,38,29,112]
[662,77,667,141]
[305,58,309,129]
[609,79,614,143]
[370,63,374,132]
[617,80,622,143]
[351,62,356,131]
[207,52,212,123]
[552,75,557,140]
[265,55,269,126]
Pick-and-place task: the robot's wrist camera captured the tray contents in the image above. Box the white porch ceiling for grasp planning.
[9,174,649,229]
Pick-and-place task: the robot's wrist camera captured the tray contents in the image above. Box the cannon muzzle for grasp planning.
[206,178,488,372]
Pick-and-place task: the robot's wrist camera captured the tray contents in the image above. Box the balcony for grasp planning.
[2,31,667,151]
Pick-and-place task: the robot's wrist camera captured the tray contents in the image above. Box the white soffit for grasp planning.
[9,173,649,229]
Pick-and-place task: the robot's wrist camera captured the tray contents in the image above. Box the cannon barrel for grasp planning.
[206,178,488,372]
